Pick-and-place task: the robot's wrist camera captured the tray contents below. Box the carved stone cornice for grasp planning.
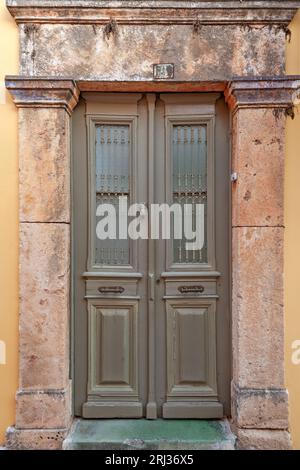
[5,76,300,116]
[5,77,80,115]
[6,1,300,26]
[225,77,300,113]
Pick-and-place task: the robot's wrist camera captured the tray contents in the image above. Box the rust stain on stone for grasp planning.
[243,190,252,202]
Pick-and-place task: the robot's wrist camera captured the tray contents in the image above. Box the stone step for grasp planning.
[63,419,235,450]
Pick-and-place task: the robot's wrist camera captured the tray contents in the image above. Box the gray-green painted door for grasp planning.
[72,93,231,419]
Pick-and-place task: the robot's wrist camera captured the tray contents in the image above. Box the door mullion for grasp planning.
[146,93,157,419]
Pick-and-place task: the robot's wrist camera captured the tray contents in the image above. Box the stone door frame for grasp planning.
[4,0,300,450]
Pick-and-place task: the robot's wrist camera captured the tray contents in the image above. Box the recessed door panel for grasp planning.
[164,300,220,412]
[90,304,137,390]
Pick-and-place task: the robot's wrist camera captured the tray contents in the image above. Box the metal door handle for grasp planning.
[98,286,125,294]
[178,285,205,294]
[149,273,155,300]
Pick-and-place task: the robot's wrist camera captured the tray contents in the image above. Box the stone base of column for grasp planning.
[16,388,72,428]
[6,386,72,449]
[231,382,292,449]
[235,428,292,450]
[6,426,70,450]
[232,383,290,429]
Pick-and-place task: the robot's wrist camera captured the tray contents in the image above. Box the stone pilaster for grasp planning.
[225,78,300,450]
[5,77,79,449]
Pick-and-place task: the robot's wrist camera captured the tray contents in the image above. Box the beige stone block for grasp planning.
[19,223,70,389]
[19,108,70,222]
[232,226,284,389]
[16,387,71,429]
[232,385,289,429]
[6,426,68,450]
[232,108,285,227]
[236,428,292,450]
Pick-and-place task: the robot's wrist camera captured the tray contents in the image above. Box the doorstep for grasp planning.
[63,419,235,450]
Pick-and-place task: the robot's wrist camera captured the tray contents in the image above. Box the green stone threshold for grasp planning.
[63,419,235,450]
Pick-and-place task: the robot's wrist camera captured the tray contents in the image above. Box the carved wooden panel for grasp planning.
[87,299,139,399]
[166,299,218,399]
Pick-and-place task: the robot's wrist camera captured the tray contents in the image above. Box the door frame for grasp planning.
[6,74,294,448]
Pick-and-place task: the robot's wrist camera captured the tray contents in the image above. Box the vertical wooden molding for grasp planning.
[146,93,157,419]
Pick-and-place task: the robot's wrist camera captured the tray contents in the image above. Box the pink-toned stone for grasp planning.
[19,223,70,390]
[232,386,289,430]
[6,426,68,450]
[19,24,285,80]
[236,428,292,450]
[232,226,284,389]
[16,387,71,429]
[232,108,285,227]
[19,108,70,223]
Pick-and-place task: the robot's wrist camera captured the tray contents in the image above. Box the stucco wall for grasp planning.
[285,9,300,451]
[0,0,18,445]
[0,1,300,448]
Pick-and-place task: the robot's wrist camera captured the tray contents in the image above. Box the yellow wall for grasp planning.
[0,0,19,445]
[0,1,299,449]
[285,9,300,451]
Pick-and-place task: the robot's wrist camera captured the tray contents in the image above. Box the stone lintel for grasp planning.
[78,81,227,93]
[6,76,300,114]
[6,1,300,26]
[5,76,80,115]
[225,77,300,112]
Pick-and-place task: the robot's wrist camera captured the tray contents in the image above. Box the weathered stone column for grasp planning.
[225,78,300,450]
[5,77,79,449]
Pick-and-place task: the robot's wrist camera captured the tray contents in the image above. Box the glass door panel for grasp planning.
[172,124,208,264]
[95,124,130,266]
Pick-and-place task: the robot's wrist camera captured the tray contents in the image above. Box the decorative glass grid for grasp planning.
[172,124,208,264]
[95,124,130,266]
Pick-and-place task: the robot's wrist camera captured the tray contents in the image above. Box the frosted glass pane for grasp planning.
[96,125,130,194]
[95,125,130,266]
[172,125,207,264]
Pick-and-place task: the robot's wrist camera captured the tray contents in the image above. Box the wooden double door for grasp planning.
[73,92,230,419]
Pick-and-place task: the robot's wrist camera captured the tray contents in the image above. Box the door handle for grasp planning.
[98,286,125,294]
[148,273,155,301]
[178,285,205,294]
